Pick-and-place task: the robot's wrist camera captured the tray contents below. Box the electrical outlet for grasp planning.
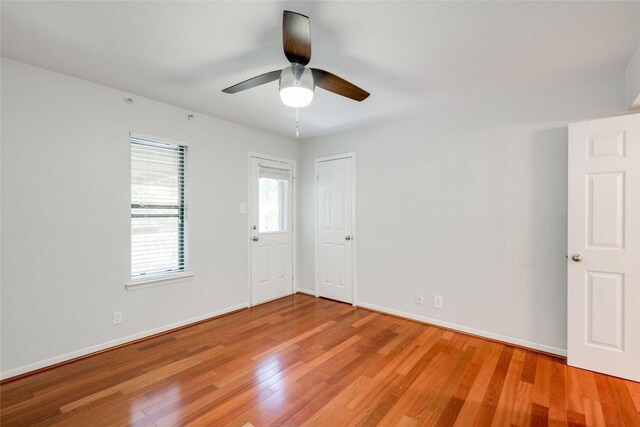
[113,311,123,325]
[416,293,424,305]
[433,295,443,309]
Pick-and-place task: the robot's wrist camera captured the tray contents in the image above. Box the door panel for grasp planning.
[586,271,624,350]
[587,172,624,248]
[256,245,270,285]
[568,113,640,381]
[588,131,625,158]
[317,157,353,303]
[250,157,294,305]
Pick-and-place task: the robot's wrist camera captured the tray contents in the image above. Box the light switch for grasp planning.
[240,202,247,214]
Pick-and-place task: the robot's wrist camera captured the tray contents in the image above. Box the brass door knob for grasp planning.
[571,254,583,262]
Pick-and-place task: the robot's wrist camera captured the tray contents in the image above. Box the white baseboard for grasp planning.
[0,303,249,380]
[295,288,316,297]
[356,301,567,357]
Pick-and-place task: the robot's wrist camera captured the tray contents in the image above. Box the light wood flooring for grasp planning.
[1,294,639,426]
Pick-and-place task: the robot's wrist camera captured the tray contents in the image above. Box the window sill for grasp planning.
[126,272,194,291]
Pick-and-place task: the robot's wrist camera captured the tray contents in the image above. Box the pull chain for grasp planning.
[295,108,300,139]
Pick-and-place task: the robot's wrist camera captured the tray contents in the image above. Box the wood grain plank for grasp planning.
[532,355,553,408]
[453,342,504,426]
[473,346,514,425]
[582,397,606,427]
[594,373,624,426]
[530,402,550,427]
[490,348,526,426]
[607,374,640,426]
[510,380,534,426]
[548,360,568,426]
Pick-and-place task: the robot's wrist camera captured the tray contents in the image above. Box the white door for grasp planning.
[316,156,354,303]
[568,113,640,381]
[250,157,294,306]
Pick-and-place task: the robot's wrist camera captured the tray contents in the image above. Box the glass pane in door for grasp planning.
[259,178,288,233]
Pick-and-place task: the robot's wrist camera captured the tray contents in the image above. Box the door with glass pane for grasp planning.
[250,157,294,305]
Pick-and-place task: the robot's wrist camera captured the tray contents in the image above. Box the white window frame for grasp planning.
[126,132,193,290]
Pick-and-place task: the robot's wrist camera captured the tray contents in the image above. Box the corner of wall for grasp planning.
[626,42,640,110]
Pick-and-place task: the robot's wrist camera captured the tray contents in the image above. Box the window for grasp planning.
[258,166,290,233]
[131,136,187,280]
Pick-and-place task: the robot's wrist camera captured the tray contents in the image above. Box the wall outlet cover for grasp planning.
[113,311,123,325]
[433,295,444,309]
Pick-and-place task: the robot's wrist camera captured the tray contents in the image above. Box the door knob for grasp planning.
[571,254,583,262]
[252,236,259,242]
[345,235,352,241]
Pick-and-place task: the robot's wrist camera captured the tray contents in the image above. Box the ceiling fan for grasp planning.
[222,10,370,108]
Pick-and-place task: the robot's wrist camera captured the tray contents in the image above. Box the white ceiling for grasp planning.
[2,1,639,139]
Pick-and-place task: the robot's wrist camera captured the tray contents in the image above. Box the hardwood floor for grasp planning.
[1,294,639,426]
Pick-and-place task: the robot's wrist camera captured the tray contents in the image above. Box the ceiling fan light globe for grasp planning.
[280,86,314,108]
[279,64,314,108]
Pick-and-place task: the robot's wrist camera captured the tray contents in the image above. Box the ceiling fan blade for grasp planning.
[222,70,282,94]
[311,69,370,101]
[283,11,311,66]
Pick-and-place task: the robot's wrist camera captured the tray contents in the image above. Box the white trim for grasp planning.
[314,153,355,163]
[314,152,358,305]
[247,152,297,307]
[296,288,316,297]
[247,154,252,305]
[356,301,567,357]
[248,152,297,168]
[352,153,358,307]
[129,131,190,147]
[126,271,194,291]
[0,303,248,380]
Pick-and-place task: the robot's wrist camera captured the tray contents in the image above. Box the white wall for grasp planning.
[0,59,298,378]
[626,41,640,109]
[299,71,628,355]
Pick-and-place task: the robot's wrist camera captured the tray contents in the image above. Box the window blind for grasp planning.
[131,136,187,279]
[259,165,291,180]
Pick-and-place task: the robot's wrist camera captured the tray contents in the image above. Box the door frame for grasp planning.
[247,152,297,307]
[314,152,358,305]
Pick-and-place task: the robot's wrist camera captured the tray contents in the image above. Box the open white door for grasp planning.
[316,155,355,304]
[250,156,294,306]
[568,113,640,381]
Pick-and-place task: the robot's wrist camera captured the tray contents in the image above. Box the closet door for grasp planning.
[316,155,354,304]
